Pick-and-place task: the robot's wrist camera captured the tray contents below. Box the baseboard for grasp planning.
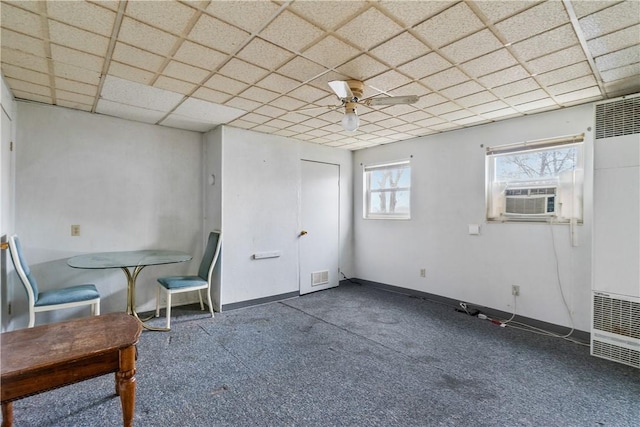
[221,291,300,312]
[349,278,590,343]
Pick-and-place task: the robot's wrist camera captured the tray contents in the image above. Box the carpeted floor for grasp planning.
[7,282,640,426]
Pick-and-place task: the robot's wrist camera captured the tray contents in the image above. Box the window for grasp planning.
[364,160,411,219]
[486,134,584,223]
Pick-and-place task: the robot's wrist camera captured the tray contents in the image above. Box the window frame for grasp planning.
[363,159,411,220]
[485,134,585,224]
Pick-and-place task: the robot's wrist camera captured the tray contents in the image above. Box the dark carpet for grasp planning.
[8,282,640,426]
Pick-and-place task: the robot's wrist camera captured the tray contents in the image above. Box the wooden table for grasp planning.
[1,313,142,427]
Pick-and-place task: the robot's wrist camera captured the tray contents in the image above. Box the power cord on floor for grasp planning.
[340,271,360,285]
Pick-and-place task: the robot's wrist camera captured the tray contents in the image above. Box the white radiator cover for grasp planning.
[591,292,640,368]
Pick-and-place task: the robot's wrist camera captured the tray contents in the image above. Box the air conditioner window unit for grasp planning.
[503,186,557,216]
[591,291,640,369]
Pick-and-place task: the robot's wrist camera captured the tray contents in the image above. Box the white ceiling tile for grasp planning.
[277,56,328,82]
[160,115,216,132]
[225,96,262,112]
[587,24,640,57]
[96,99,167,124]
[163,61,210,84]
[398,52,452,79]
[239,86,281,103]
[421,67,468,90]
[112,42,165,72]
[1,28,46,57]
[335,7,403,50]
[154,76,197,95]
[413,2,484,48]
[228,118,258,130]
[56,89,94,105]
[173,97,246,123]
[47,1,116,36]
[118,17,178,56]
[57,99,92,112]
[304,35,360,69]
[459,48,518,78]
[366,70,412,93]
[469,100,510,114]
[173,41,228,71]
[455,90,498,108]
[481,107,521,119]
[2,49,49,73]
[514,97,557,113]
[287,85,327,103]
[494,1,569,44]
[238,37,295,70]
[535,61,592,86]
[440,80,485,99]
[430,122,461,131]
[289,0,367,31]
[414,93,448,109]
[510,24,580,62]
[256,73,301,94]
[570,0,618,18]
[241,112,272,125]
[192,86,232,104]
[108,61,155,85]
[205,0,281,33]
[260,10,324,52]
[48,20,110,56]
[478,65,531,88]
[379,0,455,27]
[425,101,461,115]
[54,78,97,96]
[526,45,588,75]
[218,58,269,84]
[578,1,640,40]
[548,75,598,96]
[189,14,250,54]
[440,29,504,64]
[595,45,640,72]
[603,73,640,95]
[370,32,430,67]
[125,0,197,35]
[253,104,288,118]
[473,1,541,24]
[269,95,308,111]
[504,89,548,106]
[2,64,49,86]
[100,75,183,112]
[5,78,50,97]
[491,78,541,98]
[1,3,44,38]
[50,44,104,72]
[203,74,248,95]
[554,86,602,105]
[53,62,101,85]
[337,54,389,81]
[11,89,52,104]
[601,62,640,83]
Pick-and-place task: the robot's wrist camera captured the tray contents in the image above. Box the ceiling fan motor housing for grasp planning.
[346,80,365,100]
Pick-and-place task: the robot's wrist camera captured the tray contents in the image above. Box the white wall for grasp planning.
[10,102,204,328]
[354,104,594,332]
[203,126,223,310]
[217,126,353,307]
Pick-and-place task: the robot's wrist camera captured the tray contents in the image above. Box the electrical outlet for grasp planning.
[512,285,520,296]
[8,302,12,315]
[71,224,80,236]
[420,268,426,278]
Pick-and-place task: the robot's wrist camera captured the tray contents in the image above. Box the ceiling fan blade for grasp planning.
[366,95,420,106]
[328,80,353,100]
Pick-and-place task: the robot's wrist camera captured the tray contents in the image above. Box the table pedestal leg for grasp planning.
[1,402,13,427]
[121,266,170,331]
[117,345,137,427]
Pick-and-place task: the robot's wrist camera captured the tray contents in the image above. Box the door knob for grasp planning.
[299,230,308,236]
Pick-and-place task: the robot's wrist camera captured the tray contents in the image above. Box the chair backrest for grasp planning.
[197,231,222,283]
[8,235,39,305]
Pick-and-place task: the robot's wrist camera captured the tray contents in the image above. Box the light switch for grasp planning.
[468,224,480,235]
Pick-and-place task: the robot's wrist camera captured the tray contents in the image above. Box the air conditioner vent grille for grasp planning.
[595,96,640,139]
[593,294,640,339]
[592,340,640,368]
[311,270,329,287]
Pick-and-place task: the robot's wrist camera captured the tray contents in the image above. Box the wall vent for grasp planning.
[591,292,640,368]
[311,270,329,287]
[594,95,640,140]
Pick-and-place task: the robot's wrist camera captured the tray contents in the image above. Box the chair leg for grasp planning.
[165,292,172,330]
[206,289,214,318]
[155,286,161,318]
[197,290,204,311]
[94,300,100,316]
[28,309,35,328]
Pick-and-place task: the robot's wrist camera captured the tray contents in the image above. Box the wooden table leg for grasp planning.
[1,402,13,427]
[117,346,137,427]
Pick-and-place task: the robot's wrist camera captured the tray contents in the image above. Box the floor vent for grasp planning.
[591,292,640,368]
[311,270,329,287]
[595,95,640,140]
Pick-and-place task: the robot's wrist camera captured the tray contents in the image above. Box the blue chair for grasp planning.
[156,231,222,329]
[8,234,100,328]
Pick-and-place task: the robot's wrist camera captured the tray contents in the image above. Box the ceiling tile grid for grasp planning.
[1,0,638,150]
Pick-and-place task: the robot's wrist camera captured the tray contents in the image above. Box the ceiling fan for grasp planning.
[327,80,420,132]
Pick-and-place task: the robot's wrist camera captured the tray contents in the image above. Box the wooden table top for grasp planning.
[1,313,142,378]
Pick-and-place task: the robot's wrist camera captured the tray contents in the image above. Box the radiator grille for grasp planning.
[593,294,640,339]
[311,270,329,286]
[592,340,640,368]
[595,96,640,139]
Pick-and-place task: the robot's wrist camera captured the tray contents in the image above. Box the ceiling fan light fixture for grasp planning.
[342,103,359,132]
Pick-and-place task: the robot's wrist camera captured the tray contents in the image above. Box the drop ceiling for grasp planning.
[1,0,639,150]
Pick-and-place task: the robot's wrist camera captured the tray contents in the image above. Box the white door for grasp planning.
[299,160,339,295]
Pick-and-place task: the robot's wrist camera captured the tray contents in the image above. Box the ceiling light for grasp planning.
[342,102,359,132]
